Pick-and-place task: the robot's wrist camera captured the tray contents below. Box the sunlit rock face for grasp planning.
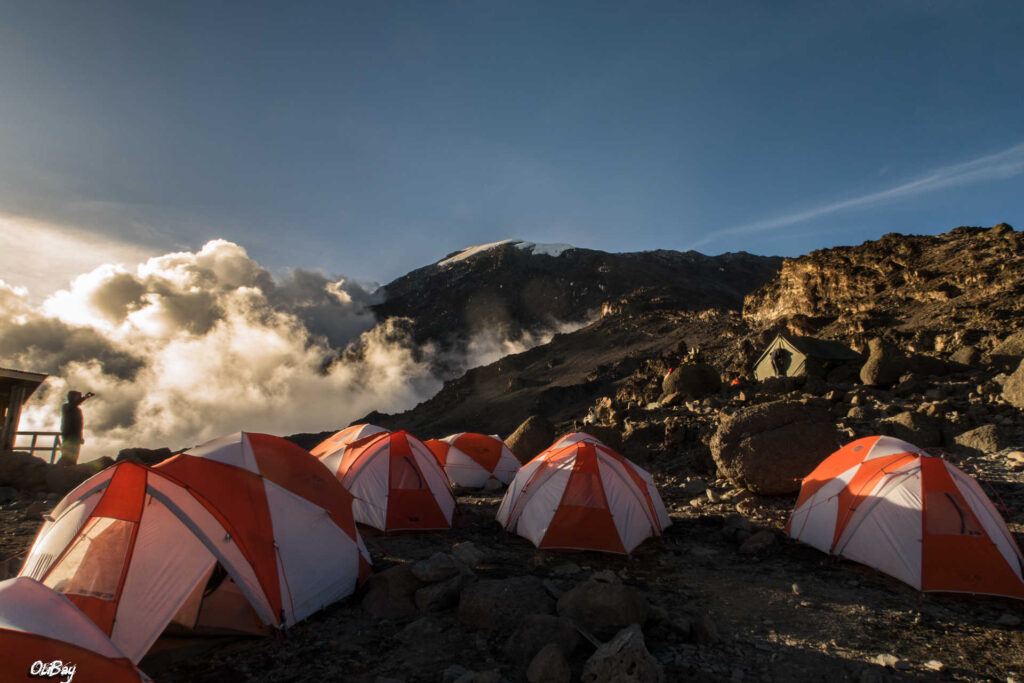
[742,224,1024,345]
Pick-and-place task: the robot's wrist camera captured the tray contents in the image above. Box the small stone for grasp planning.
[452,542,485,568]
[552,563,582,577]
[874,654,899,668]
[995,613,1022,627]
[739,529,775,554]
[527,643,571,683]
[591,569,620,584]
[791,583,801,596]
[483,478,504,492]
[411,552,461,583]
[924,660,945,672]
[688,497,705,508]
[706,489,722,503]
[443,665,473,683]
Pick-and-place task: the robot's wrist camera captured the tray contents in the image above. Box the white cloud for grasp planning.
[694,140,1024,248]
[3,238,577,461]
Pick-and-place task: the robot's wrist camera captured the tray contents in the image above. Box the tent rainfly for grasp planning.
[424,433,520,488]
[496,433,671,554]
[788,435,1024,599]
[753,333,862,381]
[0,576,150,682]
[20,433,371,663]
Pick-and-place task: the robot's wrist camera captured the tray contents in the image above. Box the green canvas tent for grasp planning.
[753,334,862,381]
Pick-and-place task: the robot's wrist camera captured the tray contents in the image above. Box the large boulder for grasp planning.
[954,424,1007,454]
[457,577,554,630]
[362,564,423,620]
[661,363,721,399]
[527,643,572,683]
[1003,359,1024,410]
[505,614,580,664]
[557,582,649,640]
[991,331,1024,359]
[581,624,664,683]
[710,400,841,495]
[579,425,624,451]
[506,416,556,464]
[860,338,909,387]
[880,411,943,448]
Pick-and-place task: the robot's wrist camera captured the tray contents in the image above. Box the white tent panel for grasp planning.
[837,471,924,589]
[264,481,363,624]
[112,498,217,663]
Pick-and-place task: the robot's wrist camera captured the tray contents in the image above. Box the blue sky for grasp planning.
[2,1,1023,293]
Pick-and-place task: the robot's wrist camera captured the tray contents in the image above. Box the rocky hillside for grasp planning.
[743,223,1023,344]
[371,240,782,347]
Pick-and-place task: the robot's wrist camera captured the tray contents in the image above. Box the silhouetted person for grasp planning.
[60,390,94,465]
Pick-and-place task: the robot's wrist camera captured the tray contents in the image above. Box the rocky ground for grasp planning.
[2,439,1022,682]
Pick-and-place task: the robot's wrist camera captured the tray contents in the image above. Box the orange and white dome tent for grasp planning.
[424,433,520,487]
[0,577,149,682]
[20,432,371,663]
[319,430,456,531]
[496,433,671,554]
[310,423,389,458]
[788,435,1024,599]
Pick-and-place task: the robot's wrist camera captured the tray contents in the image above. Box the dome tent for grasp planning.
[0,576,149,682]
[310,423,389,457]
[319,430,456,532]
[496,433,671,554]
[788,435,1024,599]
[20,432,371,662]
[424,433,520,488]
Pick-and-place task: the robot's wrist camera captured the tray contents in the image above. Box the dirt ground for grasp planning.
[3,447,1021,683]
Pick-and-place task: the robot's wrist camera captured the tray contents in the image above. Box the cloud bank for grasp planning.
[3,239,577,461]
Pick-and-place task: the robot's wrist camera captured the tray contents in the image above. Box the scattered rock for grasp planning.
[414,575,463,612]
[950,346,981,366]
[880,410,943,448]
[954,424,1006,454]
[527,643,571,683]
[1003,359,1024,409]
[557,581,649,639]
[363,564,423,620]
[411,552,462,583]
[874,653,899,668]
[995,613,1022,627]
[860,339,909,388]
[458,577,554,630]
[710,400,841,495]
[739,529,776,554]
[661,362,721,399]
[694,613,720,645]
[451,542,485,568]
[992,331,1024,359]
[506,415,556,464]
[20,500,47,520]
[581,624,664,683]
[591,569,620,584]
[579,425,624,451]
[505,614,579,664]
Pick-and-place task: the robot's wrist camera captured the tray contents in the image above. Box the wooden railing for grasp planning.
[13,431,62,464]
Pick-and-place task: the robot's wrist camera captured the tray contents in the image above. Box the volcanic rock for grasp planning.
[581,624,664,683]
[991,331,1024,359]
[661,362,721,399]
[505,614,579,664]
[363,564,423,620]
[527,643,571,683]
[880,411,943,448]
[458,577,554,630]
[954,424,1006,454]
[1003,358,1024,409]
[506,415,556,464]
[710,400,841,495]
[557,581,649,639]
[860,339,909,387]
